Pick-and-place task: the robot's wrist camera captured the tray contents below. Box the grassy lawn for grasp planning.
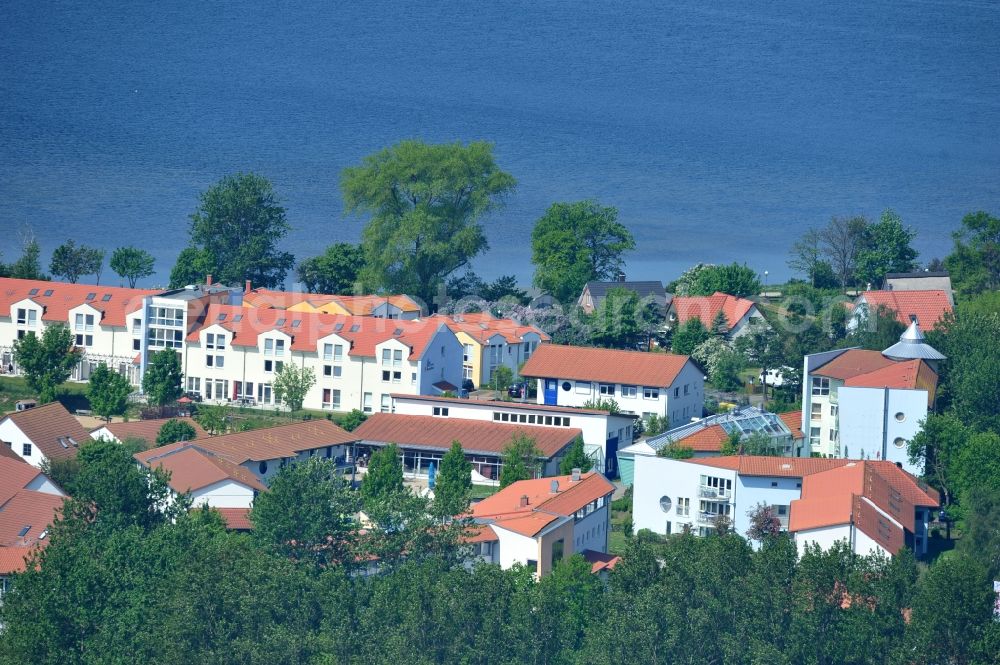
[609,508,632,556]
[0,375,90,413]
[470,485,500,500]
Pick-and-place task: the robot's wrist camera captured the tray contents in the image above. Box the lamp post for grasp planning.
[763,270,769,296]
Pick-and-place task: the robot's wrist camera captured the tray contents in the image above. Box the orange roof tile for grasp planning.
[472,472,615,534]
[1,402,91,461]
[434,312,550,344]
[354,413,580,459]
[244,289,421,314]
[215,507,253,530]
[778,411,805,440]
[811,349,897,381]
[858,290,953,328]
[0,490,64,548]
[0,277,158,327]
[581,549,621,573]
[844,359,928,390]
[461,523,499,543]
[789,493,856,532]
[520,344,692,387]
[672,424,729,452]
[93,417,207,445]
[671,292,757,332]
[0,457,44,507]
[0,545,36,575]
[686,456,851,477]
[391,393,621,417]
[137,444,267,494]
[488,512,561,538]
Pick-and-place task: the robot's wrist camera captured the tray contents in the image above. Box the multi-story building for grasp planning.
[667,291,767,339]
[520,344,704,426]
[390,393,638,476]
[631,455,938,557]
[243,287,423,319]
[432,312,548,389]
[0,402,91,468]
[801,321,944,473]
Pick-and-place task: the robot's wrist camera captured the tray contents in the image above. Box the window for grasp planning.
[334,344,343,361]
[382,349,391,365]
[893,437,906,448]
[811,377,830,396]
[265,359,274,372]
[382,370,391,382]
[133,338,141,351]
[411,372,417,385]
[332,389,341,409]
[259,461,268,474]
[322,388,335,408]
[829,429,838,441]
[264,339,274,356]
[831,404,839,418]
[771,481,778,487]
[575,381,591,395]
[207,355,223,368]
[275,340,285,357]
[323,343,333,360]
[643,387,659,400]
[463,365,473,379]
[392,371,401,383]
[324,365,333,377]
[811,402,822,420]
[659,496,673,512]
[599,383,615,396]
[393,349,402,367]
[381,395,391,413]
[22,443,31,457]
[561,381,572,391]
[684,384,689,395]
[187,377,201,393]
[433,407,450,417]
[621,385,637,398]
[895,412,905,422]
[810,427,821,446]
[206,333,216,349]
[16,308,26,325]
[363,392,373,413]
[673,387,680,398]
[677,497,690,517]
[75,334,93,347]
[463,344,473,362]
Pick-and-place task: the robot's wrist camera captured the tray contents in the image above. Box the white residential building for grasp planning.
[667,292,767,339]
[0,402,91,468]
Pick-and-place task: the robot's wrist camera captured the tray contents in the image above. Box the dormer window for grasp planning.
[276,318,286,327]
[75,313,94,332]
[43,289,53,296]
[28,288,38,296]
[85,292,96,301]
[101,294,112,302]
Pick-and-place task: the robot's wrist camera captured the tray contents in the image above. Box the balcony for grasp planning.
[699,486,731,499]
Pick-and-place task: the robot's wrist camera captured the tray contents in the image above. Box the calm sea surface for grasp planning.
[2,1,999,288]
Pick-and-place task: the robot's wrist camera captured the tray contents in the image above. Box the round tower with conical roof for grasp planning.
[882,320,945,371]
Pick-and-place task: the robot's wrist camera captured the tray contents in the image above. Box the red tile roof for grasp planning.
[0,457,44,507]
[0,277,158,327]
[778,411,805,440]
[244,289,421,314]
[0,442,24,462]
[391,393,621,417]
[0,545,35,575]
[472,472,614,537]
[462,523,499,543]
[0,490,64,548]
[136,419,356,466]
[354,413,580,459]
[2,402,91,461]
[687,456,852,477]
[671,292,757,332]
[215,507,253,531]
[811,349,898,381]
[92,417,207,445]
[857,290,953,328]
[672,424,729,452]
[188,304,446,359]
[520,344,692,387]
[581,549,621,573]
[136,444,267,494]
[843,359,929,390]
[434,312,550,344]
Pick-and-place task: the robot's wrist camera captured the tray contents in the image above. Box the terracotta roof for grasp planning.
[866,461,940,506]
[215,507,253,530]
[188,304,446,359]
[686,456,852,478]
[434,312,550,345]
[462,523,499,543]
[857,290,952,328]
[671,292,757,332]
[811,349,897,381]
[92,417,207,445]
[391,393,624,417]
[136,419,356,466]
[778,411,804,440]
[581,549,621,573]
[843,359,927,390]
[0,545,35,575]
[520,344,692,387]
[788,493,855,532]
[354,413,580,458]
[1,402,91,461]
[244,289,421,314]
[0,490,64,547]
[0,457,44,507]
[472,472,615,537]
[0,442,24,462]
[671,424,729,452]
[136,444,267,494]
[0,277,158,327]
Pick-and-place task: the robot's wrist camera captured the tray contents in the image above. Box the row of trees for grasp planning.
[0,236,155,287]
[4,437,997,664]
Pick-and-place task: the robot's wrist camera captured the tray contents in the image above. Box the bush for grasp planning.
[611,487,633,512]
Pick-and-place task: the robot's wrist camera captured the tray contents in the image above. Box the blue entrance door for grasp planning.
[605,436,619,476]
[543,379,558,405]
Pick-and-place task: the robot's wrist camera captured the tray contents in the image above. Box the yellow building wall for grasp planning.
[537,520,575,577]
[455,330,484,387]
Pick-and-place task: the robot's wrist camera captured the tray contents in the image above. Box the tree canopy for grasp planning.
[156,419,197,446]
[272,364,316,412]
[588,287,644,349]
[684,262,762,298]
[109,246,155,288]
[361,443,405,508]
[12,323,80,403]
[559,435,593,475]
[297,242,365,294]
[49,240,104,284]
[432,440,473,519]
[142,349,183,407]
[170,173,294,289]
[87,363,132,422]
[499,433,543,488]
[671,317,710,356]
[945,210,1000,298]
[530,200,635,304]
[342,140,515,306]
[853,209,918,286]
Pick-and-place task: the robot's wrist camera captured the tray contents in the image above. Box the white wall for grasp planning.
[0,419,47,467]
[492,525,540,570]
[838,387,927,473]
[190,479,256,509]
[24,473,67,496]
[795,525,852,556]
[733,475,802,537]
[632,455,732,536]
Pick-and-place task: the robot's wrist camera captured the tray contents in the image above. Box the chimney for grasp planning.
[245,280,252,293]
[617,271,626,283]
[206,274,213,286]
[571,468,581,482]
[550,480,560,494]
[519,494,529,508]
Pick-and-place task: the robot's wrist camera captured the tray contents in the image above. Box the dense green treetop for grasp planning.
[431,440,473,519]
[156,419,197,446]
[499,433,543,488]
[12,324,80,403]
[296,242,365,294]
[945,210,1000,298]
[87,363,132,422]
[109,246,155,288]
[142,349,183,407]
[49,240,104,284]
[559,435,593,475]
[854,209,919,286]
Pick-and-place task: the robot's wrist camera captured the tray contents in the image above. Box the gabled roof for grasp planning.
[811,349,897,381]
[188,304,446,359]
[671,292,757,332]
[856,290,952,328]
[0,277,159,327]
[583,281,666,299]
[581,549,622,573]
[0,490,64,548]
[842,359,932,391]
[685,456,852,478]
[243,289,422,314]
[472,472,614,537]
[520,344,692,387]
[92,417,207,445]
[0,457,44,507]
[354,413,580,458]
[391,393,625,418]
[433,312,550,345]
[778,411,804,440]
[136,444,267,494]
[215,507,253,530]
[669,424,729,452]
[0,545,35,575]
[136,419,356,466]
[2,402,91,461]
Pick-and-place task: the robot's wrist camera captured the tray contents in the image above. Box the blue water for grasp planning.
[2,1,999,289]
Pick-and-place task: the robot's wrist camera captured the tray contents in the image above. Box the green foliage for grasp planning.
[49,239,104,284]
[446,272,529,305]
[735,320,782,396]
[644,413,669,437]
[589,286,643,349]
[171,172,294,289]
[8,238,46,280]
[12,323,80,403]
[499,433,544,488]
[109,246,155,288]
[296,242,365,294]
[931,310,1000,432]
[685,261,762,298]
[581,396,620,414]
[944,210,1000,298]
[658,443,694,459]
[709,348,746,392]
[959,485,1000,579]
[559,435,593,474]
[745,502,781,542]
[432,440,473,518]
[251,457,360,568]
[720,430,741,456]
[530,200,635,303]
[342,140,515,305]
[361,443,404,508]
[671,317,710,355]
[194,404,229,435]
[272,363,316,412]
[490,364,513,392]
[844,303,905,352]
[337,408,367,432]
[853,209,919,286]
[142,349,183,406]
[787,228,839,288]
[87,363,132,422]
[156,418,197,446]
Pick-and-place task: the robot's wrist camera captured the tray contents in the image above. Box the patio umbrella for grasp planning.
[428,461,436,489]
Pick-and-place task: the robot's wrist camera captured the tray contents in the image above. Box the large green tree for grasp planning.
[944,210,1000,298]
[686,262,762,298]
[530,200,635,304]
[296,242,365,294]
[49,240,104,284]
[589,286,643,349]
[12,324,81,403]
[142,349,183,406]
[170,173,294,289]
[87,363,132,422]
[671,317,710,355]
[932,310,1000,432]
[558,435,593,475]
[251,457,360,567]
[109,246,155,288]
[819,215,869,288]
[854,209,919,286]
[735,320,782,399]
[499,433,543,488]
[907,412,968,508]
[8,237,46,280]
[156,419,197,446]
[432,440,473,519]
[361,443,405,508]
[341,140,516,306]
[272,363,316,412]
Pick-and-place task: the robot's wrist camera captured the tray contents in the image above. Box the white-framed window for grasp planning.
[186,377,201,393]
[621,385,637,398]
[207,355,224,368]
[258,383,273,404]
[832,405,840,418]
[810,427,821,446]
[275,340,285,357]
[75,334,93,347]
[433,406,449,417]
[75,313,94,331]
[829,429,838,442]
[599,383,615,396]
[677,497,690,517]
[22,443,32,457]
[322,388,332,409]
[264,339,274,356]
[811,402,822,420]
[381,349,391,365]
[264,359,283,373]
[323,343,333,360]
[380,395,391,413]
[332,389,341,409]
[811,377,830,396]
[206,332,216,349]
[393,349,402,367]
[575,381,591,395]
[463,344,473,363]
[132,318,141,333]
[463,365,473,380]
[411,372,417,385]
[324,365,332,377]
[16,308,27,325]
[643,387,659,400]
[363,392,373,413]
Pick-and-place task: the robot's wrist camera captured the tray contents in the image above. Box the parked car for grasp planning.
[507,383,528,398]
[758,367,793,387]
[462,379,476,392]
